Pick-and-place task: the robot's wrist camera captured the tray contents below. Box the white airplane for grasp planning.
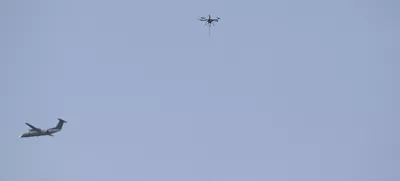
[19,118,67,138]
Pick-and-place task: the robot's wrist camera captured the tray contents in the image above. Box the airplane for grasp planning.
[198,15,220,36]
[198,15,220,27]
[19,118,67,138]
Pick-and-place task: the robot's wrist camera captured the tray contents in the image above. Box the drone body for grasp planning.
[198,15,220,27]
[198,15,220,35]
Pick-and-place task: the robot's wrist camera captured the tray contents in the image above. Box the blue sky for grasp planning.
[1,0,399,180]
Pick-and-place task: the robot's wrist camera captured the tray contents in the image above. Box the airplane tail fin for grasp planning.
[55,118,67,129]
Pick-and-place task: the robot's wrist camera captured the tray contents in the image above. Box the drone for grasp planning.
[198,15,220,35]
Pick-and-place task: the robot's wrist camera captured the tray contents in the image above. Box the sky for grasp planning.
[1,0,399,180]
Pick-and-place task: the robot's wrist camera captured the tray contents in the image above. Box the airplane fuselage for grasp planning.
[19,128,61,138]
[19,118,67,138]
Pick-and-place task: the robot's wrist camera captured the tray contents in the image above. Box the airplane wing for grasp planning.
[198,17,207,21]
[25,123,41,131]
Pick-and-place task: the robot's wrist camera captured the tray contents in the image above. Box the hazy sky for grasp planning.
[1,0,399,180]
